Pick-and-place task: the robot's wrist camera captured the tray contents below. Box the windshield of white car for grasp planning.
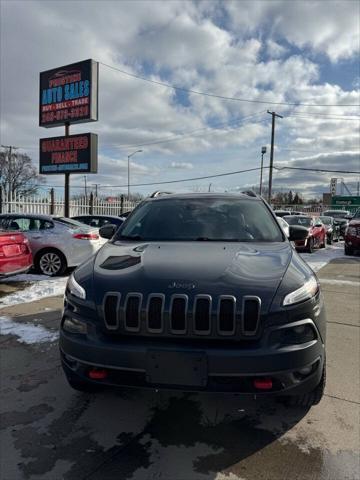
[319,216,332,225]
[115,198,284,242]
[283,216,312,227]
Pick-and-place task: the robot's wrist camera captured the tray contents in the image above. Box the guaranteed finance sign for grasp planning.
[39,59,99,127]
[39,133,98,174]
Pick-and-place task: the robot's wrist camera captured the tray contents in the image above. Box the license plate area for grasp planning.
[146,350,207,387]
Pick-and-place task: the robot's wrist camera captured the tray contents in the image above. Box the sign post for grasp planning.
[39,59,99,216]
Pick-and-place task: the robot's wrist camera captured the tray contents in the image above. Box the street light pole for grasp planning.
[267,111,283,204]
[259,146,266,196]
[127,150,143,199]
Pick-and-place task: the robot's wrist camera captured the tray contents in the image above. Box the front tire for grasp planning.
[345,245,353,256]
[327,234,332,245]
[306,237,314,253]
[36,249,67,276]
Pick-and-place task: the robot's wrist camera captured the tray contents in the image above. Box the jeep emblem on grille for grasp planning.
[168,281,196,290]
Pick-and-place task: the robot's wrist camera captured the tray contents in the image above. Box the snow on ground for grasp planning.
[0,275,68,309]
[0,315,59,344]
[299,242,346,273]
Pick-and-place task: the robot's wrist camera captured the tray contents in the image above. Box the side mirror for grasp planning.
[99,224,116,239]
[289,225,309,242]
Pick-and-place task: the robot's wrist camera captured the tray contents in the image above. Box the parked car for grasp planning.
[344,209,360,255]
[0,214,103,276]
[276,216,290,237]
[283,215,326,253]
[72,215,124,229]
[318,216,340,244]
[322,210,350,238]
[60,192,326,408]
[274,209,291,218]
[289,211,304,216]
[0,230,33,277]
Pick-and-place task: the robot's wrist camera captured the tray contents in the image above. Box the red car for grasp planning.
[0,231,33,277]
[283,216,326,253]
[344,210,360,255]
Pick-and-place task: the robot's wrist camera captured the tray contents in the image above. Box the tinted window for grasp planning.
[55,217,90,229]
[284,216,312,227]
[7,217,42,231]
[115,198,283,242]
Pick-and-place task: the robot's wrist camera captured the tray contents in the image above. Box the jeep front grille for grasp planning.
[102,293,261,340]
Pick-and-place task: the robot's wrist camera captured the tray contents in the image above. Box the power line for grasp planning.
[33,165,360,190]
[100,61,360,108]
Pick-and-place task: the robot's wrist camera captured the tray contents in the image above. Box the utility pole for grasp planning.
[84,175,88,202]
[1,145,18,199]
[92,183,99,197]
[259,146,266,196]
[267,111,283,204]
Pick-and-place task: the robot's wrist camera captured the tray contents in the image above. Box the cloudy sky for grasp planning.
[1,0,359,199]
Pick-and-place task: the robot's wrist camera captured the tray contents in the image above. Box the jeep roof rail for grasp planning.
[149,191,173,198]
[241,190,257,198]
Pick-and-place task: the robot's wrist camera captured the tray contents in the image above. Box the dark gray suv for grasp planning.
[60,192,326,407]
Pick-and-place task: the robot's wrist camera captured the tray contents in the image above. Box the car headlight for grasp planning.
[283,276,318,306]
[67,273,86,300]
[327,228,333,233]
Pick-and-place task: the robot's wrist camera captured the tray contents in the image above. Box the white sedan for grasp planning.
[0,214,105,276]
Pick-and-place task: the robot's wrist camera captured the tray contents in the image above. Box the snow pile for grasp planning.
[299,243,345,273]
[0,315,59,344]
[0,276,67,309]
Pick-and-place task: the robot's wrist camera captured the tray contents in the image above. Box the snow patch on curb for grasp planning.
[0,315,59,344]
[0,276,67,309]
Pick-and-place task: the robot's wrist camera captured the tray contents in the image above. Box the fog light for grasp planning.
[62,316,87,334]
[298,366,312,375]
[269,323,316,346]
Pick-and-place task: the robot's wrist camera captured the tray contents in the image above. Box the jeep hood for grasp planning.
[93,241,293,312]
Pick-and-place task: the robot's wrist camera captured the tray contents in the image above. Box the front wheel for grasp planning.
[345,245,353,256]
[306,237,314,253]
[36,249,67,276]
[327,234,332,245]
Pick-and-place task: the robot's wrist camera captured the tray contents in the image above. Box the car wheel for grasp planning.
[306,237,314,253]
[327,234,332,245]
[345,245,353,256]
[36,249,67,276]
[285,364,326,408]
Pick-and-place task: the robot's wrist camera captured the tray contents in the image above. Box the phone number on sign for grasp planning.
[41,106,89,123]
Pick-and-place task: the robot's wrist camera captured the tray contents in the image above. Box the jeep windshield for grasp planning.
[114,197,283,242]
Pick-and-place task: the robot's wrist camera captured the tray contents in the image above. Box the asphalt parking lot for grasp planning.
[0,246,359,480]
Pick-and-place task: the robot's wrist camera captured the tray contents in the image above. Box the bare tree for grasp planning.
[0,149,44,196]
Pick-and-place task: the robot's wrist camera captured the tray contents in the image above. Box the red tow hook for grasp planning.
[88,368,108,380]
[253,378,273,390]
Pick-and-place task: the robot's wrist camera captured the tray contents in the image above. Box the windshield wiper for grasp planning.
[117,234,143,241]
[195,237,244,242]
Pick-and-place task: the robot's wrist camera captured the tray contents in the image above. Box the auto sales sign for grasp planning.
[39,59,99,127]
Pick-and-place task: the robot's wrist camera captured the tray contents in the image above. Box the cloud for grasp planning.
[169,161,194,170]
[0,0,358,199]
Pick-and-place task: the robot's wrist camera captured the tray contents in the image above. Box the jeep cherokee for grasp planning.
[60,192,326,407]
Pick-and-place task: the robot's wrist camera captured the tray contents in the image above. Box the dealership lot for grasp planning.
[0,245,359,480]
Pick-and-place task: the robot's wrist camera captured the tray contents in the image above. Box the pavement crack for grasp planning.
[327,320,359,328]
[324,394,360,405]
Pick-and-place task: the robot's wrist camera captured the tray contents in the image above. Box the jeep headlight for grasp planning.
[67,273,86,300]
[283,277,318,306]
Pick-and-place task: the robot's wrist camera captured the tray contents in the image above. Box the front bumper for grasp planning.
[345,235,360,248]
[60,319,325,395]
